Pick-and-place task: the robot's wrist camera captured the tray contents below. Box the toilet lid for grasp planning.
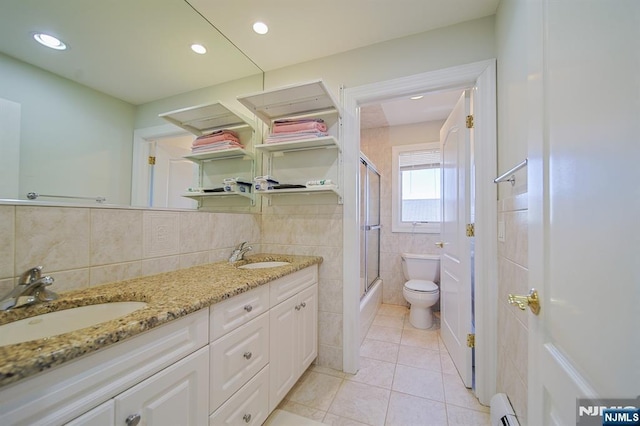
[405,279,438,292]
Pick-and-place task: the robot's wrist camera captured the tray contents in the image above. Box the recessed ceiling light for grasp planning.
[33,33,66,50]
[191,44,207,54]
[410,95,424,100]
[253,21,269,35]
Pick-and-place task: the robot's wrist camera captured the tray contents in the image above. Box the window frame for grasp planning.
[391,142,441,234]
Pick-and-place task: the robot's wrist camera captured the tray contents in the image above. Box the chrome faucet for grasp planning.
[228,242,253,263]
[0,266,58,311]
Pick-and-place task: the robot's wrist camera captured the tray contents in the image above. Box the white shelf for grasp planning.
[255,136,340,153]
[238,80,340,124]
[256,185,340,197]
[183,148,253,162]
[181,191,253,200]
[159,102,253,136]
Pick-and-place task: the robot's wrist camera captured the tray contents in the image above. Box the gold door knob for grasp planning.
[508,288,540,315]
[435,242,445,248]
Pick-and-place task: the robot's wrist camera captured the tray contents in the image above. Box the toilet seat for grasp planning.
[405,279,438,293]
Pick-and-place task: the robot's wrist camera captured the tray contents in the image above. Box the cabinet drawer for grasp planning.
[209,365,269,426]
[210,284,269,341]
[269,266,317,307]
[64,400,114,426]
[210,312,269,412]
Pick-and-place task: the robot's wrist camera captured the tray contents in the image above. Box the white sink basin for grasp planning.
[238,261,290,269]
[0,301,147,346]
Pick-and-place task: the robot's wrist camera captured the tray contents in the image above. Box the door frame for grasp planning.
[131,123,191,207]
[341,59,497,404]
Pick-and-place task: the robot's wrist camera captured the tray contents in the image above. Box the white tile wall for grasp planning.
[261,202,344,371]
[0,206,15,280]
[142,211,180,258]
[496,192,528,422]
[15,206,90,273]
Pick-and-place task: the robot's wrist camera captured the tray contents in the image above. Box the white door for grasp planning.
[528,1,640,425]
[439,90,473,388]
[150,134,197,209]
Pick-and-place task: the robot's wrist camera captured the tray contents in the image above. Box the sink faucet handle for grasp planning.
[35,276,57,302]
[19,266,43,285]
[236,241,248,250]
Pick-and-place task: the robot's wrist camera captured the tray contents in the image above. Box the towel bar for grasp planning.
[26,192,106,203]
[494,159,528,186]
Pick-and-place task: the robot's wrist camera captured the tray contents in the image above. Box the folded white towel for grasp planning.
[306,179,334,187]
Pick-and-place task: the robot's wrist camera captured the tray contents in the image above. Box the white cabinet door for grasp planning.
[269,295,298,412]
[297,284,318,371]
[115,346,209,426]
[65,400,115,426]
[269,282,319,412]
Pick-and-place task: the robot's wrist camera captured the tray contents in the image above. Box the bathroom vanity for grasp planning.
[0,255,321,425]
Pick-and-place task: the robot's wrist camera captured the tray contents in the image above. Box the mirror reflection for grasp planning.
[0,0,263,207]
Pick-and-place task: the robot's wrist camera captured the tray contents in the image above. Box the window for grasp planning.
[392,143,441,233]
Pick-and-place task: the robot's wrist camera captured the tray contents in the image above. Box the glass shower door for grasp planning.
[360,156,381,298]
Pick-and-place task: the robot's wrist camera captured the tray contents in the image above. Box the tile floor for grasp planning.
[276,304,491,426]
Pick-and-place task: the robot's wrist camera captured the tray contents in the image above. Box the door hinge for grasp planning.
[466,223,475,237]
[467,333,475,348]
[148,156,156,165]
[466,115,474,128]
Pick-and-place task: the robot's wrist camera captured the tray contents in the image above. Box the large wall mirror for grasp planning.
[0,0,264,208]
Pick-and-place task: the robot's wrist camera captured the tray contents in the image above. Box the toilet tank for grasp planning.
[401,253,440,282]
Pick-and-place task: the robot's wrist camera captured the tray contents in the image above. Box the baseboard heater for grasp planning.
[490,393,520,426]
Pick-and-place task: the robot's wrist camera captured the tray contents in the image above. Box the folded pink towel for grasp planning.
[272,121,327,134]
[193,130,240,147]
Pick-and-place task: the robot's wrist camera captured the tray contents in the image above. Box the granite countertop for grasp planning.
[0,253,322,388]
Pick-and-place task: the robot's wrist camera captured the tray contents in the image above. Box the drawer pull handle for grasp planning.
[243,413,252,423]
[126,414,141,426]
[244,304,253,312]
[243,351,252,360]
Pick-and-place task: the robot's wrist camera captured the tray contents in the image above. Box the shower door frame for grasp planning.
[359,154,381,298]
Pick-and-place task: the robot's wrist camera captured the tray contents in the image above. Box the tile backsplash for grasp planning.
[0,204,260,294]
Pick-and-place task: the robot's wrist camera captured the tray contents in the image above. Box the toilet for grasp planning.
[401,253,440,329]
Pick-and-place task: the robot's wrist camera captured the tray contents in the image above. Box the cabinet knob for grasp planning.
[244,304,253,312]
[295,304,301,311]
[243,351,252,360]
[300,302,306,308]
[125,414,141,426]
[243,413,252,423]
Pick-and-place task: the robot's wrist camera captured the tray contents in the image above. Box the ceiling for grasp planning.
[0,0,498,105]
[360,89,464,129]
[189,0,499,72]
